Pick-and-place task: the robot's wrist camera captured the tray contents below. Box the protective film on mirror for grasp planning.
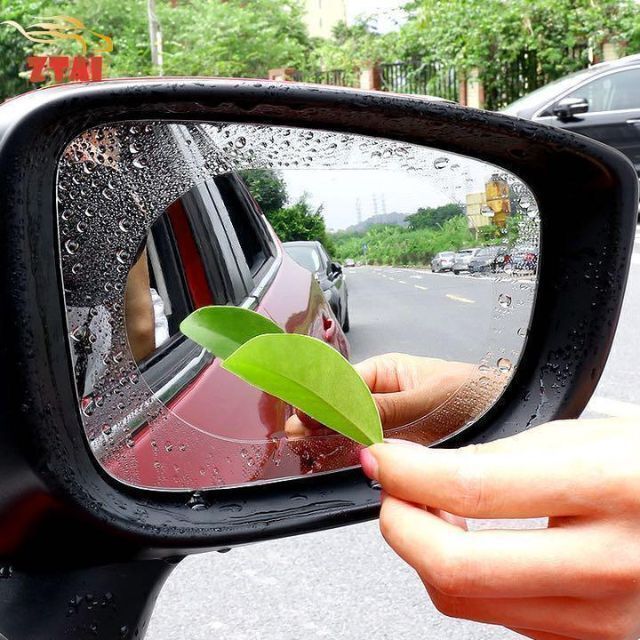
[57,121,540,490]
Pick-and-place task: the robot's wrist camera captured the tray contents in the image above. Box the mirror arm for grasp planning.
[0,559,177,640]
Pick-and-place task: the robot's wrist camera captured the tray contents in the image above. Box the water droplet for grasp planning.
[0,565,14,579]
[434,157,449,169]
[65,239,79,255]
[101,423,112,436]
[517,327,528,337]
[498,293,512,308]
[129,143,140,154]
[118,218,131,232]
[234,136,247,148]
[132,157,147,169]
[497,357,512,373]
[116,249,130,264]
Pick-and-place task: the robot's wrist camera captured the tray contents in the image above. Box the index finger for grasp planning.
[363,423,625,518]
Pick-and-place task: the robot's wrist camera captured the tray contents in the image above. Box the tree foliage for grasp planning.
[332,215,477,266]
[0,0,312,98]
[406,203,464,231]
[393,0,640,84]
[239,169,288,215]
[267,198,335,254]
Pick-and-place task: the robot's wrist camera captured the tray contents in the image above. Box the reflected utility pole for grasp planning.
[147,0,164,75]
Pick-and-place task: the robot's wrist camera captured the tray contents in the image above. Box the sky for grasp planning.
[281,168,450,231]
[345,0,408,33]
[280,161,499,231]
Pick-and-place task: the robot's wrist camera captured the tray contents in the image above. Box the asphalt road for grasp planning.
[147,227,640,640]
[345,265,533,365]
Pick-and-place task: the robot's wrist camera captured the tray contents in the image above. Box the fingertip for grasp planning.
[359,447,379,481]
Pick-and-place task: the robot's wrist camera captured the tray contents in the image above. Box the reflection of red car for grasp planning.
[102,149,352,489]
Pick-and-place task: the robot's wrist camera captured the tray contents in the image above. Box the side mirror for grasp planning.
[330,262,343,277]
[0,80,636,634]
[552,96,589,120]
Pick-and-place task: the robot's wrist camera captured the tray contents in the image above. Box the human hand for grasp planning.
[360,418,640,640]
[285,353,475,438]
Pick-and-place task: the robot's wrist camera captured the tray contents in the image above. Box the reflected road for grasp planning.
[346,266,533,366]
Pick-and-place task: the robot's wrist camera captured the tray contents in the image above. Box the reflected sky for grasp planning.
[281,167,497,231]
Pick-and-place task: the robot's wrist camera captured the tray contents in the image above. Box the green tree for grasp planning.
[393,0,640,106]
[307,17,390,73]
[406,203,464,230]
[268,198,335,254]
[0,0,313,99]
[238,169,288,215]
[0,0,57,100]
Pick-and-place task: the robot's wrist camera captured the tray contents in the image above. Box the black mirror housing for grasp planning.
[552,96,589,120]
[0,79,637,567]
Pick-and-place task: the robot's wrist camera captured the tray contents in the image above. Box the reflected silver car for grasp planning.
[431,251,456,273]
[453,248,480,274]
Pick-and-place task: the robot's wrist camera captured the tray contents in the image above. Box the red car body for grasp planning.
[99,156,353,490]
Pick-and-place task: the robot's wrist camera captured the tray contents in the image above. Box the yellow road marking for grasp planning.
[446,293,475,304]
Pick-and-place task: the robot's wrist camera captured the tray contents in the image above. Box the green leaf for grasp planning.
[222,333,383,446]
[180,306,283,360]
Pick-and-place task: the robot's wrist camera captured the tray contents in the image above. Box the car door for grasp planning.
[535,66,640,172]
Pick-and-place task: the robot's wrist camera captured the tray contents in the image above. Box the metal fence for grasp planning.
[483,46,591,110]
[292,68,357,87]
[379,61,458,101]
[289,44,591,109]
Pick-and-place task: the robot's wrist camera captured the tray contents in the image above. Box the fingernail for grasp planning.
[359,447,379,481]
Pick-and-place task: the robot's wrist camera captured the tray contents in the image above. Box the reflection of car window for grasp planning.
[565,68,640,112]
[214,173,270,277]
[285,245,322,273]
[147,193,225,340]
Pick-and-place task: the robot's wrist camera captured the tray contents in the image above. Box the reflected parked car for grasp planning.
[468,245,508,274]
[453,247,481,274]
[431,251,456,273]
[344,258,356,267]
[284,241,350,332]
[505,244,539,274]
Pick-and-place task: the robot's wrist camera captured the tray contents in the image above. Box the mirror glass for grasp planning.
[57,121,540,490]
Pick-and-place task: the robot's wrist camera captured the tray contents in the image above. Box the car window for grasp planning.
[285,245,322,273]
[565,68,640,112]
[142,185,231,336]
[213,173,272,277]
